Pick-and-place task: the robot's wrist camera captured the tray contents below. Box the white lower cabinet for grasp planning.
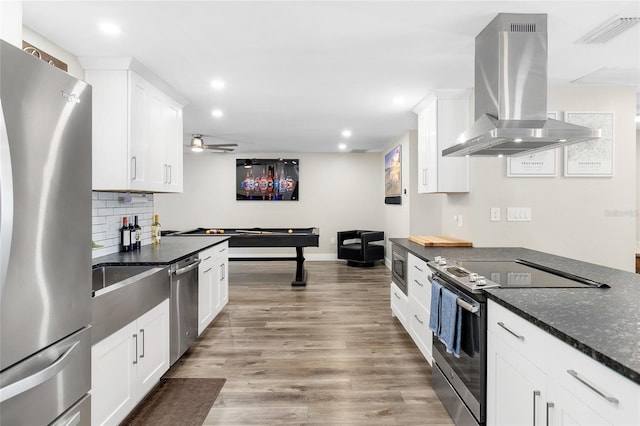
[390,282,408,329]
[91,299,169,426]
[487,299,639,426]
[198,242,229,335]
[390,252,432,364]
[408,295,432,363]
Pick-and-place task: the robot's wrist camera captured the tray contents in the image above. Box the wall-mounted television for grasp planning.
[236,158,299,201]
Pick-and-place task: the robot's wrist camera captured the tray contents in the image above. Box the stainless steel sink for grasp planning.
[92,265,157,294]
[92,264,170,344]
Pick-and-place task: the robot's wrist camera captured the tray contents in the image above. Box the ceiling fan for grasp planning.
[187,134,238,153]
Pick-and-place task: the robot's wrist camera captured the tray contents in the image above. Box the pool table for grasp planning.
[177,227,319,286]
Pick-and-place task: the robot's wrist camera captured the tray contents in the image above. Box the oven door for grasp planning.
[431,275,486,425]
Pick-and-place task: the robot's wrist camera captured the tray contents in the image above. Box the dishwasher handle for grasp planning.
[173,259,201,276]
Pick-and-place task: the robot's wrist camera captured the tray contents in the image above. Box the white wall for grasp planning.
[440,85,637,271]
[154,152,383,259]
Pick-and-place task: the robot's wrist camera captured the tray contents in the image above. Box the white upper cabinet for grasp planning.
[81,57,184,193]
[413,90,470,193]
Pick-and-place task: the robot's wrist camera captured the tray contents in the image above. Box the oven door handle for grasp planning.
[457,298,479,314]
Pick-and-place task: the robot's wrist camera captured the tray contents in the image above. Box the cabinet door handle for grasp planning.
[220,264,225,281]
[131,156,137,180]
[414,314,423,325]
[133,334,138,364]
[414,279,424,287]
[203,256,212,261]
[413,265,423,272]
[545,402,554,426]
[393,292,401,300]
[422,169,427,186]
[497,321,525,341]
[566,369,619,404]
[532,390,540,426]
[168,165,172,184]
[139,329,145,358]
[204,267,212,273]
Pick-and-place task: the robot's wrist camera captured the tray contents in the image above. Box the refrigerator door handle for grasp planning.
[0,102,14,300]
[0,341,79,403]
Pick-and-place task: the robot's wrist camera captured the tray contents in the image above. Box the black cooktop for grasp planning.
[453,259,608,288]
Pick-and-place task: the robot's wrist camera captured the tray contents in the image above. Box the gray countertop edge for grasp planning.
[92,236,231,267]
[389,238,640,386]
[483,293,640,385]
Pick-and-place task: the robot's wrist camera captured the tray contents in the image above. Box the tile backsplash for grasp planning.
[92,191,154,258]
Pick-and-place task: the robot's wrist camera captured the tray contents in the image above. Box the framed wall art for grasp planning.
[384,145,402,205]
[564,112,614,177]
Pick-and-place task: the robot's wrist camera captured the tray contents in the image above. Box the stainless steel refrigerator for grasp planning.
[0,40,92,425]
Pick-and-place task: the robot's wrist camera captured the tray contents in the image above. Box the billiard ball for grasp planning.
[205,230,211,235]
[288,229,293,234]
[212,229,218,234]
[220,229,225,234]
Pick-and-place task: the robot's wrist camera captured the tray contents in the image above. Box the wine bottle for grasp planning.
[120,217,131,252]
[151,214,161,245]
[128,217,136,250]
[133,215,142,250]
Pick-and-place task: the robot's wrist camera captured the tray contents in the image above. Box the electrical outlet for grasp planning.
[330,237,336,244]
[490,207,501,222]
[454,214,463,227]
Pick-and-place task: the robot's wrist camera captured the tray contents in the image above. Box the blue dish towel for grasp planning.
[429,280,442,335]
[438,287,462,358]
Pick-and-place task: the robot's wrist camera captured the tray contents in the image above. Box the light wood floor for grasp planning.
[166,260,454,425]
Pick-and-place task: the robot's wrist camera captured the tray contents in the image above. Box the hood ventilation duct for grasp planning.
[443,13,601,157]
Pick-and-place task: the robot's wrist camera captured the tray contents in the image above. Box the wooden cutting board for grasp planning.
[408,235,473,247]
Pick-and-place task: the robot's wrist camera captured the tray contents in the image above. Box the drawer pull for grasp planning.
[204,267,213,273]
[546,402,554,426]
[414,314,423,325]
[497,322,525,341]
[414,279,424,287]
[532,390,540,426]
[203,256,212,261]
[393,292,401,300]
[567,369,619,404]
[413,265,423,272]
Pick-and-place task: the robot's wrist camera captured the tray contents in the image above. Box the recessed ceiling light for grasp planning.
[497,154,504,158]
[99,21,121,36]
[393,96,406,106]
[514,138,523,143]
[211,79,225,90]
[341,130,352,138]
[338,143,347,150]
[211,109,224,118]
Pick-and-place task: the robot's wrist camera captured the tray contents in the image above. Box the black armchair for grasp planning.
[337,230,385,267]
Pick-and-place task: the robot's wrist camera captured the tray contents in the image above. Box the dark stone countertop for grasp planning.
[92,236,230,267]
[390,238,640,386]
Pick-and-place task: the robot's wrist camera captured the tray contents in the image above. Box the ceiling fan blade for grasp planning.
[205,143,238,147]
[205,146,235,152]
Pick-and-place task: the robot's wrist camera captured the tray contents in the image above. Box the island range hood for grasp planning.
[443,13,601,157]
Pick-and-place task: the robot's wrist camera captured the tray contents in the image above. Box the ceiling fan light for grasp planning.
[190,135,204,152]
[243,159,253,168]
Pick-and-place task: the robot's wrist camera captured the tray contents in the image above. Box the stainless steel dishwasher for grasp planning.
[169,255,201,365]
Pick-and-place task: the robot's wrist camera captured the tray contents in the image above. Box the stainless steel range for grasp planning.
[427,257,607,426]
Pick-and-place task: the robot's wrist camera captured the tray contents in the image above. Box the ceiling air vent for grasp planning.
[579,16,640,44]
[510,23,536,32]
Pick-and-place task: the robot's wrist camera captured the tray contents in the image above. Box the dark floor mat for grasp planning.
[121,378,226,426]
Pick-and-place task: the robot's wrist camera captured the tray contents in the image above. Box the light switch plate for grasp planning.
[507,207,532,222]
